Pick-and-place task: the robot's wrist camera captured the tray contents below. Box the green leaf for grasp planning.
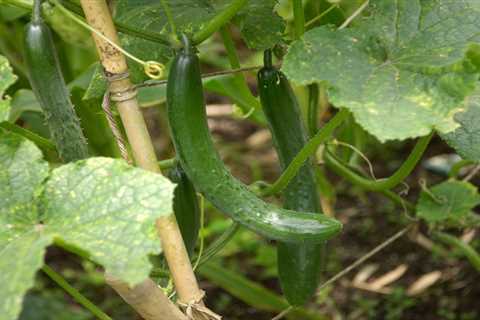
[283,0,480,141]
[115,0,216,37]
[0,132,176,319]
[8,89,42,123]
[0,55,17,122]
[40,157,175,284]
[0,131,50,320]
[416,180,480,225]
[441,89,480,161]
[83,64,107,100]
[234,0,285,50]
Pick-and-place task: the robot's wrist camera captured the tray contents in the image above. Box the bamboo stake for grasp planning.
[105,275,188,320]
[79,1,212,318]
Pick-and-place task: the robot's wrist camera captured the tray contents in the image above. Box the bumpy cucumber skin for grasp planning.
[169,165,200,257]
[166,43,342,243]
[258,66,324,305]
[24,20,89,162]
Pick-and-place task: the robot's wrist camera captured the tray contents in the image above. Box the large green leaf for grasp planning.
[0,55,17,121]
[416,180,480,226]
[441,90,480,161]
[41,157,174,284]
[0,132,175,319]
[115,0,216,36]
[283,0,480,141]
[0,131,50,320]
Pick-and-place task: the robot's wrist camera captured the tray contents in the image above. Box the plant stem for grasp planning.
[292,0,305,39]
[324,133,432,191]
[219,25,264,124]
[433,231,480,272]
[41,265,112,320]
[160,0,176,36]
[262,108,349,196]
[159,157,177,170]
[324,149,415,209]
[137,65,263,88]
[80,0,204,315]
[198,222,240,265]
[192,0,247,45]
[307,84,319,137]
[305,4,337,28]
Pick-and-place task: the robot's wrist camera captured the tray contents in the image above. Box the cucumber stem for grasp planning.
[219,25,265,124]
[192,0,248,45]
[32,0,41,23]
[433,231,480,272]
[292,0,305,39]
[326,132,432,191]
[262,108,349,196]
[263,49,273,69]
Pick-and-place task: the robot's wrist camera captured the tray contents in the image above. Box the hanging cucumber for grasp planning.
[169,164,200,257]
[24,0,89,162]
[166,35,342,243]
[258,50,324,305]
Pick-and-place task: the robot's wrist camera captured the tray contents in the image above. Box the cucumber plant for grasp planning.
[1,0,480,319]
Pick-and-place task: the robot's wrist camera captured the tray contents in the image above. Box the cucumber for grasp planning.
[169,164,200,257]
[24,0,88,162]
[166,36,342,243]
[258,50,324,305]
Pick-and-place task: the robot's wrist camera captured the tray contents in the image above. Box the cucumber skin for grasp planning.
[169,165,200,257]
[24,20,89,162]
[258,66,324,305]
[166,44,342,243]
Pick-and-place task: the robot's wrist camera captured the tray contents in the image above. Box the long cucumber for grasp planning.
[258,50,324,305]
[166,36,342,243]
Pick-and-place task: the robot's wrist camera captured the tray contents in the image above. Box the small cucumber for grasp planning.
[169,164,200,257]
[24,0,88,162]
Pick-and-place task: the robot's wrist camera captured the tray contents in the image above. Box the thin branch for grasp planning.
[317,226,411,292]
[136,65,263,88]
[338,0,369,30]
[42,265,112,320]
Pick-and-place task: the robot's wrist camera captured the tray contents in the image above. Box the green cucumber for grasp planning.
[166,35,342,243]
[24,0,88,162]
[258,50,324,305]
[169,164,200,257]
